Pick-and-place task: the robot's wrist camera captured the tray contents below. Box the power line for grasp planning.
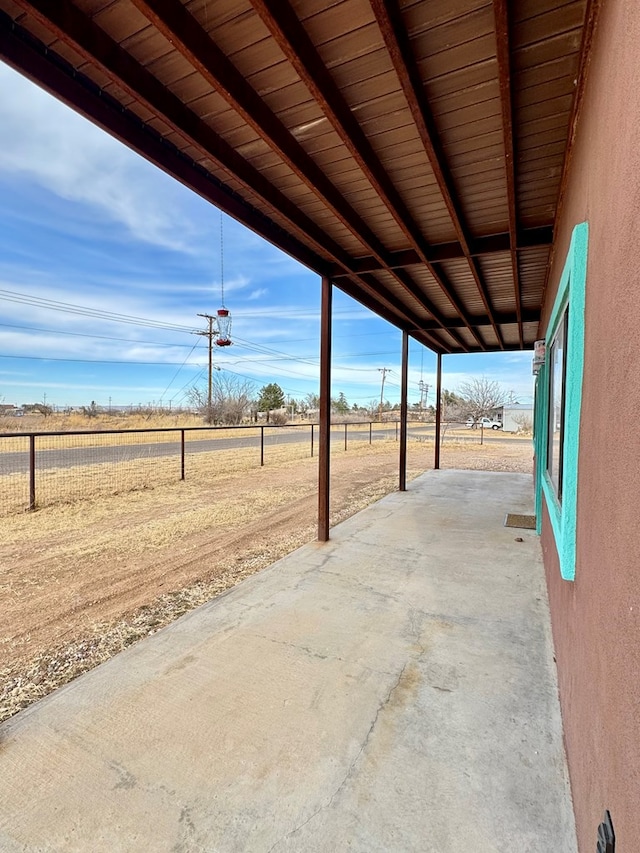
[0,321,198,348]
[0,289,196,332]
[0,353,207,365]
[159,339,203,402]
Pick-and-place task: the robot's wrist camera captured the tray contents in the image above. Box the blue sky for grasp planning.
[0,62,535,411]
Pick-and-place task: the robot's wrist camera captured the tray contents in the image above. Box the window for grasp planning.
[533,222,588,582]
[547,309,568,499]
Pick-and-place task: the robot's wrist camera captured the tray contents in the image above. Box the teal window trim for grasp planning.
[533,221,588,581]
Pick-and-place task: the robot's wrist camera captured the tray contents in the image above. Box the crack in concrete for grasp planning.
[314,568,406,606]
[246,632,394,677]
[266,662,409,852]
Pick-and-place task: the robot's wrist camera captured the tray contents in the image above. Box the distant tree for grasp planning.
[82,400,100,418]
[257,383,285,423]
[439,389,466,443]
[269,410,288,426]
[189,374,255,425]
[304,392,320,411]
[512,411,533,434]
[24,402,52,418]
[365,398,380,419]
[457,377,515,423]
[332,391,349,415]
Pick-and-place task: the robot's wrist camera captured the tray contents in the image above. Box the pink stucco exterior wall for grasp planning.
[539,0,640,849]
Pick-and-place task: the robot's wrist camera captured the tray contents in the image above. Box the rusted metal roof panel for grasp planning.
[0,0,592,353]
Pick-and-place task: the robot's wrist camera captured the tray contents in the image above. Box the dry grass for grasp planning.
[0,416,392,455]
[0,437,532,722]
[0,432,383,516]
[0,423,416,516]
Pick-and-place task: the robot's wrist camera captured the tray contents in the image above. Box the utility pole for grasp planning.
[195,313,217,411]
[378,368,390,422]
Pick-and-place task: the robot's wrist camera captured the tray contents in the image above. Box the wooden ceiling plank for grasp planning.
[127,0,474,348]
[9,0,374,275]
[328,225,552,276]
[0,8,331,275]
[345,273,454,354]
[127,0,398,263]
[370,0,503,350]
[493,0,523,347]
[5,0,442,334]
[249,0,475,350]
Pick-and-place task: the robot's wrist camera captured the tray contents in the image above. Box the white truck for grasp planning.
[466,416,503,430]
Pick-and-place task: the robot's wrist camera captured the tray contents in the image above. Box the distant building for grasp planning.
[501,404,533,433]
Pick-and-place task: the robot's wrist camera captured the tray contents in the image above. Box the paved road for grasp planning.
[0,425,529,475]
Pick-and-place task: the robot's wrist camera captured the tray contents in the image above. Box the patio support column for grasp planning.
[434,352,442,470]
[318,275,332,541]
[399,330,408,491]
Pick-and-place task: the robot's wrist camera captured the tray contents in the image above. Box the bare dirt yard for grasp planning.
[0,435,532,722]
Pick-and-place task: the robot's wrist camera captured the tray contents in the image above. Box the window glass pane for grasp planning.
[547,312,567,498]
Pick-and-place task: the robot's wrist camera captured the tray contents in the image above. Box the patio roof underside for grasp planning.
[0,0,592,354]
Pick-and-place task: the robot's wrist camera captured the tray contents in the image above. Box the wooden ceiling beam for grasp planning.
[371,0,504,349]
[129,0,470,348]
[418,308,539,331]
[9,0,361,271]
[129,0,391,265]
[11,1,389,275]
[328,226,553,277]
[339,275,452,354]
[493,0,523,348]
[0,10,329,276]
[8,0,456,349]
[249,0,479,351]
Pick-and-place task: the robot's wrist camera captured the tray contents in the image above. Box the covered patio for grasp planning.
[0,1,599,847]
[0,470,576,851]
[0,0,594,537]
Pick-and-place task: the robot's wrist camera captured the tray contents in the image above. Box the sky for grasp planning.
[0,62,535,412]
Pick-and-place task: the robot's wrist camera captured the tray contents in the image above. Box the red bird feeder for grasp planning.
[216,307,232,346]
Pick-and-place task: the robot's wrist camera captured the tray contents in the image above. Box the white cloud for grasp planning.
[248,288,268,300]
[0,64,204,253]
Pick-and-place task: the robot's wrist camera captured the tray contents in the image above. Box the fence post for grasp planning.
[180,429,185,480]
[395,421,398,441]
[261,425,264,466]
[344,422,347,451]
[311,423,314,457]
[480,423,484,446]
[29,433,36,511]
[369,422,372,444]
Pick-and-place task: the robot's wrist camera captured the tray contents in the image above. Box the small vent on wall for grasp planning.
[597,811,615,852]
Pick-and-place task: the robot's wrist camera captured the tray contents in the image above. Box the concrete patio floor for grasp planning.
[0,470,576,852]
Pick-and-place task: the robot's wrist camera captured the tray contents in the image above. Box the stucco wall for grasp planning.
[540,0,640,849]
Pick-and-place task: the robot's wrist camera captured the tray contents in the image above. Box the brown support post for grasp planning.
[435,352,442,470]
[399,330,408,491]
[29,433,36,511]
[318,276,332,541]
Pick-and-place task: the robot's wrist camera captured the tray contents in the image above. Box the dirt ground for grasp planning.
[0,437,532,722]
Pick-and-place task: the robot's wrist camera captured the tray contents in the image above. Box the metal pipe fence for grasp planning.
[0,421,400,516]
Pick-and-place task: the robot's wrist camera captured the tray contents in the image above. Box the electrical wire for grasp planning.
[0,289,196,332]
[158,338,203,400]
[0,321,197,348]
[0,353,207,366]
